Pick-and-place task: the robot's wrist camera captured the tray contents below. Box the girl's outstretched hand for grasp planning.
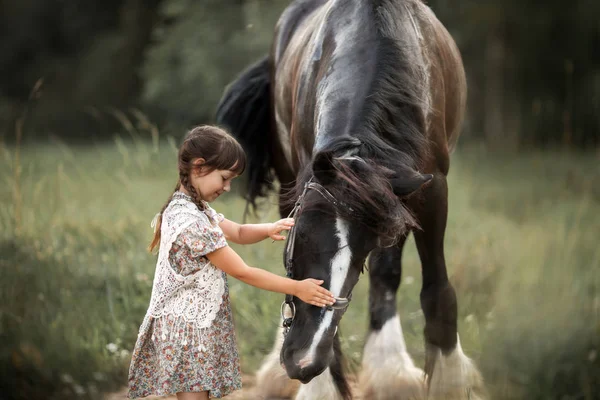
[294,279,336,307]
[268,218,295,241]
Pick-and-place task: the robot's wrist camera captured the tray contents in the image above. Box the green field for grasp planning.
[1,134,599,400]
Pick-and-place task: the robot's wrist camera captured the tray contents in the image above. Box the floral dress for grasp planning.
[128,192,242,398]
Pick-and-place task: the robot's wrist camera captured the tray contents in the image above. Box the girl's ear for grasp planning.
[192,158,206,167]
[191,158,207,176]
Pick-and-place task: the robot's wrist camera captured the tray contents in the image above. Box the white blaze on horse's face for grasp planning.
[296,217,352,369]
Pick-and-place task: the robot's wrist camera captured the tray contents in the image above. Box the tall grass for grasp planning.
[1,128,598,399]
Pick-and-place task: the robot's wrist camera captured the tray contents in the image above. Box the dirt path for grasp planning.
[105,374,363,399]
[105,375,259,400]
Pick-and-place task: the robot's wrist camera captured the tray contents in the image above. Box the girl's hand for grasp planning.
[268,218,295,241]
[294,279,336,307]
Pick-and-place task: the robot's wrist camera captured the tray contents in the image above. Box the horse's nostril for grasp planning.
[298,357,313,369]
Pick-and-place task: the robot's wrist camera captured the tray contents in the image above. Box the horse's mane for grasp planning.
[219,0,430,215]
[281,0,432,241]
[361,0,431,170]
[282,136,420,244]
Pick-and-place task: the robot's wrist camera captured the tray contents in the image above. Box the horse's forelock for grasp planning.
[331,158,414,241]
[283,153,413,244]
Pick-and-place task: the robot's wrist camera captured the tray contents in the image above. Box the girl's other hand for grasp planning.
[268,218,295,241]
[294,279,336,307]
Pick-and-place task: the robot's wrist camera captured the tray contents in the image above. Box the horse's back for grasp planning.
[416,2,467,154]
[272,0,328,65]
[272,0,467,173]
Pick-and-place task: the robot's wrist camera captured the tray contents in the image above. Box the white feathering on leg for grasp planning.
[255,325,300,399]
[426,335,486,400]
[360,314,426,400]
[295,368,342,400]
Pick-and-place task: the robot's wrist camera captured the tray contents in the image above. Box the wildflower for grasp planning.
[73,385,86,396]
[106,343,118,353]
[93,372,106,381]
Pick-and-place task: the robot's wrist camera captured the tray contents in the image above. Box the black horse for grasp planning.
[217,0,485,399]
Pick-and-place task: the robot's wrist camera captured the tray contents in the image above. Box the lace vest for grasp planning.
[138,197,225,351]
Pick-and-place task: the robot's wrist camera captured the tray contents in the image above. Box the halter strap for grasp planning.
[281,177,353,336]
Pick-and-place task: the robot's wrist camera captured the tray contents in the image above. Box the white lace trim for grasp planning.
[139,198,225,345]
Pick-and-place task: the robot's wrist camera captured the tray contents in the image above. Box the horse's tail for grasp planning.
[216,56,274,210]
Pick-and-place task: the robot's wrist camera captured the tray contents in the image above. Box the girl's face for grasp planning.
[191,163,239,202]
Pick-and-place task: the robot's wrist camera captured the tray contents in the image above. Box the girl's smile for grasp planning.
[189,164,238,202]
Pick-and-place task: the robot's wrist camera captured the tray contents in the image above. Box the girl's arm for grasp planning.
[219,218,294,244]
[206,246,335,307]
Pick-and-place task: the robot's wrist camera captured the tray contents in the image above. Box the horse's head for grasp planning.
[280,138,432,382]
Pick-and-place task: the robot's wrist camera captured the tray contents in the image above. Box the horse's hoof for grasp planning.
[359,365,426,400]
[360,316,427,400]
[255,328,300,399]
[425,338,487,400]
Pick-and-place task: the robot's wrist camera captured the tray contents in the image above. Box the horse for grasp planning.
[216,0,485,399]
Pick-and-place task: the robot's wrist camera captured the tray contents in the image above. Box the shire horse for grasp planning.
[217,0,485,398]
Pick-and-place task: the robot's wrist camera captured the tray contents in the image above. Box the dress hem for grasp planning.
[127,383,242,399]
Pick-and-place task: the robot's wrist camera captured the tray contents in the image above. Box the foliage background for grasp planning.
[0,0,599,399]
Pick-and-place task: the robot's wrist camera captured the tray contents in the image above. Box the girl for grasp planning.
[128,125,335,400]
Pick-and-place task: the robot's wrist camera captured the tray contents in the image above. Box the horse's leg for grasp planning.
[295,334,349,400]
[255,311,300,399]
[294,369,342,400]
[412,174,485,400]
[359,236,426,400]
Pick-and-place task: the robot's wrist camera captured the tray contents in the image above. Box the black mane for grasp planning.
[217,1,430,213]
[359,0,430,170]
[283,136,419,244]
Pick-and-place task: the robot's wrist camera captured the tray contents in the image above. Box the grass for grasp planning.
[0,132,599,399]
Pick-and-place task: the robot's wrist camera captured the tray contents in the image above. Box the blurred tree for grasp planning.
[140,0,288,130]
[429,0,600,148]
[0,0,161,139]
[0,0,597,147]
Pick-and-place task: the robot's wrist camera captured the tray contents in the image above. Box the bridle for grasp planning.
[281,177,352,336]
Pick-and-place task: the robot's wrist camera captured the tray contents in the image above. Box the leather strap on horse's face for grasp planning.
[281,177,352,335]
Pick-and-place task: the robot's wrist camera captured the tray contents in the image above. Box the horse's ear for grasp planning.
[312,151,337,185]
[390,172,433,197]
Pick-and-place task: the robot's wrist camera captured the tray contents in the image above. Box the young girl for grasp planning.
[127,125,335,400]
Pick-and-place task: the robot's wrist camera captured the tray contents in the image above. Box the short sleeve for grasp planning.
[181,215,228,258]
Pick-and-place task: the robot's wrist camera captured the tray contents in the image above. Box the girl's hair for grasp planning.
[148,125,246,252]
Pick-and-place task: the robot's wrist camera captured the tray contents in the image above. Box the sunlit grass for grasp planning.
[1,134,598,399]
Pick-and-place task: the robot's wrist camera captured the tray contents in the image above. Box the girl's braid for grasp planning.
[180,172,204,210]
[148,181,180,252]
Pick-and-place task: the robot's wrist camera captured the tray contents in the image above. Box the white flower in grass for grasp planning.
[120,349,130,358]
[465,314,475,323]
[73,384,86,396]
[589,349,597,362]
[404,276,415,285]
[93,372,106,381]
[106,343,118,353]
[61,374,74,384]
